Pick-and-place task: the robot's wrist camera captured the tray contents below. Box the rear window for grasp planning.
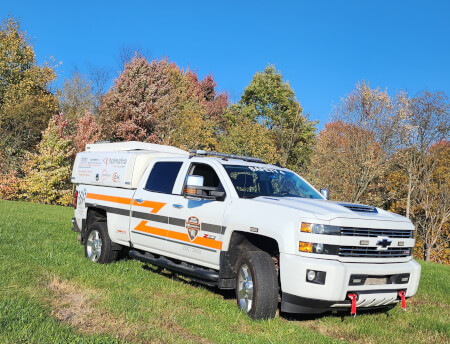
[145,161,183,194]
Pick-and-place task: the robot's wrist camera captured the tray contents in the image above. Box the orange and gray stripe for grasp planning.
[85,193,225,252]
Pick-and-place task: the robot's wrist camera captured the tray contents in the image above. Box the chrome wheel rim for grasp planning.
[86,230,102,261]
[237,263,253,313]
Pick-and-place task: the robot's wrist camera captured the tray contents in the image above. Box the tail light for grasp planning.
[74,190,78,208]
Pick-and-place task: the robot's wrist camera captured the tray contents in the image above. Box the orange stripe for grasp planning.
[135,220,169,237]
[134,220,222,250]
[132,200,166,213]
[87,193,132,205]
[86,193,166,213]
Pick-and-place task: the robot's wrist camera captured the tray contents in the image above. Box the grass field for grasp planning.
[0,200,448,344]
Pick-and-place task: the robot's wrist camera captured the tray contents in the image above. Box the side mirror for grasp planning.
[184,175,225,201]
[320,189,330,200]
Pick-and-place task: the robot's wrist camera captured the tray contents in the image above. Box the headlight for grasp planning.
[300,222,340,235]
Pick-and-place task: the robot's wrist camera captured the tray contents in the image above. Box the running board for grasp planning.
[129,250,219,285]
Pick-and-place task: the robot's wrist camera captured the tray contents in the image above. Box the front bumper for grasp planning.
[279,253,421,314]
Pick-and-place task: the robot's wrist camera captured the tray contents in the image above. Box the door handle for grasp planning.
[135,199,144,204]
[172,204,183,209]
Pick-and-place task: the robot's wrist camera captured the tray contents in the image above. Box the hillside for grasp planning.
[0,200,448,343]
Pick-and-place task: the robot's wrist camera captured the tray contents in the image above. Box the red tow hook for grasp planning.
[398,290,406,311]
[348,293,358,317]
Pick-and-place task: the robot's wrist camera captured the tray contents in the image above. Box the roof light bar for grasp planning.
[189,150,264,163]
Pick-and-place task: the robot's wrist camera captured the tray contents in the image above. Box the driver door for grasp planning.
[167,161,230,268]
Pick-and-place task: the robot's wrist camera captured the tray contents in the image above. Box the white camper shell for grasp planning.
[71,141,188,189]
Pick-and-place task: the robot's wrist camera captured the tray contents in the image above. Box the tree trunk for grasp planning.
[406,176,412,219]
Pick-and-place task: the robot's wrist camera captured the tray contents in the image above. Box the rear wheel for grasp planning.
[235,251,278,319]
[85,222,118,264]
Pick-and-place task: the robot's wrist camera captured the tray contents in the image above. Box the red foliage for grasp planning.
[99,56,228,144]
[72,111,104,153]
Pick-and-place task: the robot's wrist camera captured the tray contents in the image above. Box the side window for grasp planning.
[145,161,183,194]
[188,163,226,199]
[190,163,221,188]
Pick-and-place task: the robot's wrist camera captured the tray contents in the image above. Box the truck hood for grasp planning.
[251,196,409,223]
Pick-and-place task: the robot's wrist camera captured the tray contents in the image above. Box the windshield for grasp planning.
[224,165,323,199]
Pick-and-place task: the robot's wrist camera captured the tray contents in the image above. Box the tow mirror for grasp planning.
[320,189,330,200]
[184,175,225,201]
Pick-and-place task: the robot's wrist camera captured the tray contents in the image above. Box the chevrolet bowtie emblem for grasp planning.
[376,238,392,249]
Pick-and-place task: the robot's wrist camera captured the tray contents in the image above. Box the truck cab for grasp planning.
[72,141,421,319]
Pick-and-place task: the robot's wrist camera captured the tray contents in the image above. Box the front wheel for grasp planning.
[235,251,278,319]
[85,222,118,264]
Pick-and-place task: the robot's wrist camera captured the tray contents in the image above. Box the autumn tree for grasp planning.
[414,142,450,262]
[98,55,228,149]
[232,65,316,170]
[98,56,172,142]
[57,70,96,124]
[395,91,449,219]
[0,16,58,169]
[217,104,279,163]
[72,111,104,153]
[306,121,386,204]
[308,81,406,204]
[20,114,74,206]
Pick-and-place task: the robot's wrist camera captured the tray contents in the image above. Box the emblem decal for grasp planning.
[186,216,201,241]
[376,237,392,250]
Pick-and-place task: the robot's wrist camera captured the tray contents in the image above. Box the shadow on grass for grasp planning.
[281,307,394,322]
[138,262,397,322]
[141,263,236,300]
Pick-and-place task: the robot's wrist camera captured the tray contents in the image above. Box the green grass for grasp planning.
[0,200,448,343]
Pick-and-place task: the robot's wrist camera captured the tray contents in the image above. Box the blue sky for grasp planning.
[2,0,449,128]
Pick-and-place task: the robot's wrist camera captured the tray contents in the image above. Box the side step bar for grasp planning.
[129,250,219,285]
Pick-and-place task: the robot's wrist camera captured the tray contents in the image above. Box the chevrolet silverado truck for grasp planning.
[71,141,421,319]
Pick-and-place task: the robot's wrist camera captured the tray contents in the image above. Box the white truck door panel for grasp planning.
[166,161,229,267]
[129,160,185,253]
[129,190,172,253]
[168,197,228,267]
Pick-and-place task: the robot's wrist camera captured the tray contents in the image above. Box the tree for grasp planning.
[20,114,74,206]
[57,70,95,124]
[236,65,316,170]
[382,91,449,262]
[0,16,58,168]
[98,56,172,142]
[396,91,449,219]
[306,121,385,205]
[414,142,449,263]
[308,81,406,204]
[217,105,279,163]
[72,110,104,153]
[88,65,112,111]
[98,55,228,149]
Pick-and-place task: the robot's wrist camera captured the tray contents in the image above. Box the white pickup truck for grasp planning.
[71,141,421,319]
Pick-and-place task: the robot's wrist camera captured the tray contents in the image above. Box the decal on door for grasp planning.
[186,216,201,241]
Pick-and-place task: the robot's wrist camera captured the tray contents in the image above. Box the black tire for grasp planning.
[235,251,278,320]
[84,222,118,264]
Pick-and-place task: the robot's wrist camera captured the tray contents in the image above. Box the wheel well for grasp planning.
[81,207,107,243]
[219,231,279,282]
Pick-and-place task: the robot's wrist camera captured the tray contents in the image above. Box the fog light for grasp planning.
[314,243,324,254]
[307,270,316,281]
[306,270,326,284]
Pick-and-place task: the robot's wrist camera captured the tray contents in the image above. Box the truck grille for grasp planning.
[340,227,413,238]
[339,246,412,258]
